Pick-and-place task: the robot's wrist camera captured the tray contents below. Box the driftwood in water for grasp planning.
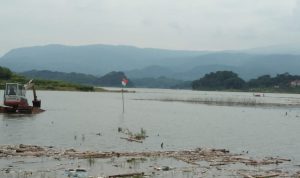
[108,172,144,178]
[255,174,280,178]
[238,172,255,178]
[239,172,282,178]
[0,144,292,168]
[120,137,143,143]
[0,144,297,177]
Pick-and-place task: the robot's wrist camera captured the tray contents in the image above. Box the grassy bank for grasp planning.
[0,74,95,92]
[0,66,98,92]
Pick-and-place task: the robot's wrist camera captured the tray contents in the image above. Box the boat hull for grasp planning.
[0,106,45,114]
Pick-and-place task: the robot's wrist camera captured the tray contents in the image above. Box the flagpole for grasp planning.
[121,78,128,114]
[122,86,125,113]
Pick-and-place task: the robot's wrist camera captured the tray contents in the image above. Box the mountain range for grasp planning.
[1,44,300,83]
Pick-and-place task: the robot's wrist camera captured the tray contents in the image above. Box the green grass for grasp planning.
[0,74,95,92]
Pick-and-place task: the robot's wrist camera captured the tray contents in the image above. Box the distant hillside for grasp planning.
[22,69,190,89]
[0,44,205,75]
[126,53,300,80]
[125,65,175,79]
[21,70,98,85]
[131,76,186,89]
[95,71,134,87]
[2,44,300,81]
[21,70,134,87]
[241,44,300,55]
[125,63,242,81]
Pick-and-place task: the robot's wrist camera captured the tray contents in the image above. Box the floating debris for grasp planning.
[0,144,296,177]
[154,165,174,172]
[118,127,148,143]
[65,168,88,178]
[0,144,291,167]
[107,172,144,178]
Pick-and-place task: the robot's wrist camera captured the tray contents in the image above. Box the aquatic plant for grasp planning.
[134,128,147,140]
[88,156,95,166]
[126,157,147,163]
[118,127,148,140]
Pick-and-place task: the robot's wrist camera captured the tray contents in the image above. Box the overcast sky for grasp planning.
[1,0,300,55]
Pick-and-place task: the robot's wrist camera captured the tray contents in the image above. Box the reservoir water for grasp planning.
[1,88,300,177]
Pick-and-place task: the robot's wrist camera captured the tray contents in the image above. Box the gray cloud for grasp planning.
[0,0,300,55]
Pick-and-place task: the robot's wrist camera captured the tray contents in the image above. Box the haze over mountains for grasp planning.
[1,44,300,85]
[0,44,205,76]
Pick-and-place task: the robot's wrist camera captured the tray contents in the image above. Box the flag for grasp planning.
[122,78,128,86]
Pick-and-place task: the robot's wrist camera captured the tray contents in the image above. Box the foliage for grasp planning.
[118,127,148,140]
[134,128,147,140]
[21,70,98,85]
[192,71,300,93]
[22,70,134,87]
[33,79,94,91]
[0,66,94,91]
[96,71,134,87]
[247,75,274,88]
[192,71,246,90]
[0,66,13,80]
[247,72,300,89]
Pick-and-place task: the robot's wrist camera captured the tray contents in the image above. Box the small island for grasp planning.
[192,71,300,94]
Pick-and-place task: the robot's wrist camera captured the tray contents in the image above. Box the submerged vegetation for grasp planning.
[118,127,148,142]
[154,97,298,108]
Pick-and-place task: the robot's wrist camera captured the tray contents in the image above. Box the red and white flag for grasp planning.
[121,78,128,86]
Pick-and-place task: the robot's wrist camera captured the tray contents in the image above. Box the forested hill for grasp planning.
[192,71,300,93]
[0,66,94,91]
[21,70,134,87]
[19,68,300,93]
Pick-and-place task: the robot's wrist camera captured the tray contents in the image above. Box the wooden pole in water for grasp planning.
[122,87,125,113]
[121,78,128,114]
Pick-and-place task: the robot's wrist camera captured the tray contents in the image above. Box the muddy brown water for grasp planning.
[1,89,300,177]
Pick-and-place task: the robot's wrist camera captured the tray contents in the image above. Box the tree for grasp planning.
[247,75,273,88]
[0,66,13,80]
[192,71,245,90]
[247,73,300,89]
